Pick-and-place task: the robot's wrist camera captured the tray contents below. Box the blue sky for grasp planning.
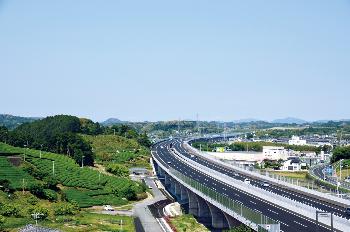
[1,0,349,122]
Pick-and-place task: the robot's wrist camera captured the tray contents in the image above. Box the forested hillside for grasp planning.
[0,115,152,168]
[0,114,40,130]
[0,115,95,166]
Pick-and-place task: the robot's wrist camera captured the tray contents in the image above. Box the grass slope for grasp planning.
[169,214,209,232]
[82,134,151,168]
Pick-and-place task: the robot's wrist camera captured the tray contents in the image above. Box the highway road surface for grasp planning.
[152,139,345,232]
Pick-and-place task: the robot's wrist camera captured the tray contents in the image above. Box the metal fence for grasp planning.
[169,167,280,231]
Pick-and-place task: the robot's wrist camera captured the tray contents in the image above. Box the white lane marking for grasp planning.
[294,220,308,228]
[268,209,279,215]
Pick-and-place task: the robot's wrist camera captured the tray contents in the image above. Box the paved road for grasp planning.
[133,176,167,232]
[153,139,343,232]
[312,164,350,191]
[176,139,350,219]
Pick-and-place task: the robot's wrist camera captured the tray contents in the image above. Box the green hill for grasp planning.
[81,134,151,168]
[0,114,40,130]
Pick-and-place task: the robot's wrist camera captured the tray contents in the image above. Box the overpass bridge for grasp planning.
[151,138,350,232]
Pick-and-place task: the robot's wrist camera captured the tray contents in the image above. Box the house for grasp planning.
[280,157,307,171]
[288,136,307,146]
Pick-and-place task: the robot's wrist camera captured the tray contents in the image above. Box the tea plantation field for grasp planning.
[0,142,146,207]
[0,156,37,189]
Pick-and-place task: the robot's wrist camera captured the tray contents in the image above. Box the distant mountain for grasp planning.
[232,118,260,123]
[101,118,125,126]
[314,119,350,123]
[0,114,41,129]
[271,117,308,125]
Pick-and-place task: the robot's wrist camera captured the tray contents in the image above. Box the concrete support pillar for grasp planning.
[180,185,188,201]
[174,182,181,196]
[223,212,242,229]
[197,197,212,226]
[153,161,159,173]
[206,202,229,229]
[164,173,170,186]
[187,190,199,216]
[169,179,176,194]
[158,167,164,177]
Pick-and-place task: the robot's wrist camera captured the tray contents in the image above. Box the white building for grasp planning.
[262,146,290,160]
[207,146,292,165]
[288,136,307,146]
[280,157,307,171]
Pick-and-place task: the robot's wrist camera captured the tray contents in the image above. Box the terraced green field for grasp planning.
[0,142,145,207]
[63,188,127,208]
[0,156,37,189]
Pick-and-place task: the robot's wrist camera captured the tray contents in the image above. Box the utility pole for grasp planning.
[113,128,116,136]
[23,144,27,161]
[223,122,227,141]
[178,118,180,135]
[22,178,25,195]
[81,155,85,168]
[340,159,343,181]
[196,113,201,137]
[40,144,43,158]
[52,161,55,176]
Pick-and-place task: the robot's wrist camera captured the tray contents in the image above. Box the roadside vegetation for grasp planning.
[168,214,209,232]
[0,192,135,231]
[331,146,350,163]
[169,214,253,232]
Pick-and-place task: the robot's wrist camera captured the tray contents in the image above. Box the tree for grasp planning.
[331,146,350,163]
[0,215,5,230]
[112,183,137,200]
[137,132,152,148]
[54,202,79,216]
[7,115,95,166]
[80,118,102,135]
[106,164,129,177]
[0,125,8,143]
[0,179,11,191]
[0,203,20,217]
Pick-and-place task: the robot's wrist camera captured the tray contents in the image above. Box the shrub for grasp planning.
[54,202,79,216]
[106,164,129,177]
[29,183,57,201]
[27,195,39,205]
[0,215,5,229]
[29,183,45,198]
[43,189,58,202]
[113,183,137,200]
[43,177,58,190]
[0,203,20,217]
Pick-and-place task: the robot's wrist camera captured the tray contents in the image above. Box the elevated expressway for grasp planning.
[151,138,350,232]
